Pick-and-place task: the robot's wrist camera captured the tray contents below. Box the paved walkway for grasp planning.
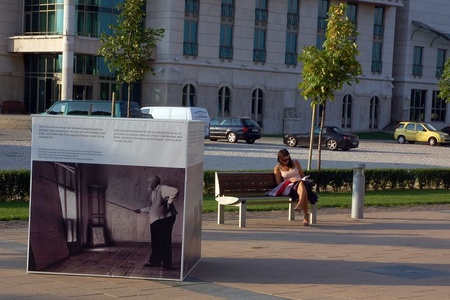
[1,208,450,299]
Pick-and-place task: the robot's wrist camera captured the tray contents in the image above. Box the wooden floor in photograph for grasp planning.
[42,242,182,280]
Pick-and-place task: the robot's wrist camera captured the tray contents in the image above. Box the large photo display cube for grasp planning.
[27,115,204,281]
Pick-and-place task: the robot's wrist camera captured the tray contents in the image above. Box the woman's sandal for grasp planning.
[302,214,310,226]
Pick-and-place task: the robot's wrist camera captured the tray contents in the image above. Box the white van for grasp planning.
[141,106,210,138]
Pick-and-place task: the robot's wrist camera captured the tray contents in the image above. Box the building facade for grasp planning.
[1,0,449,134]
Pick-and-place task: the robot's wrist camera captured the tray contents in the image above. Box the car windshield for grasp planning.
[423,123,438,131]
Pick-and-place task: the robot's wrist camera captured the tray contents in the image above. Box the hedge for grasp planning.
[204,168,450,195]
[1,169,449,201]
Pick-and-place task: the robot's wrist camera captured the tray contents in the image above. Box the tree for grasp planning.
[98,0,164,117]
[298,3,362,170]
[438,59,450,103]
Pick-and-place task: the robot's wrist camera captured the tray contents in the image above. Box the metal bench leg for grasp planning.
[288,201,295,221]
[310,204,317,224]
[239,202,246,228]
[218,203,225,224]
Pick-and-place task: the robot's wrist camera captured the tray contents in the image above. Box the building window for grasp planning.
[410,89,426,122]
[24,1,64,35]
[183,20,198,56]
[285,32,298,66]
[316,35,326,49]
[221,0,234,18]
[220,0,234,60]
[346,2,358,30]
[74,55,97,75]
[182,84,196,106]
[369,96,379,129]
[373,6,384,38]
[285,0,299,66]
[431,91,446,122]
[253,29,266,63]
[436,49,446,78]
[252,89,264,126]
[317,0,329,49]
[220,25,234,59]
[342,94,353,128]
[317,0,329,32]
[371,42,382,73]
[412,46,423,76]
[287,0,299,27]
[255,0,268,23]
[218,86,231,116]
[185,0,200,14]
[76,1,120,38]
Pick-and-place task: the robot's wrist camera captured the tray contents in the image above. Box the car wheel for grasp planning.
[227,132,237,143]
[429,137,438,146]
[286,136,297,147]
[326,139,338,151]
[397,135,406,144]
[245,139,255,144]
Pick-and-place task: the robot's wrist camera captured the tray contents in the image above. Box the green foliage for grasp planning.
[298,3,362,105]
[98,0,164,84]
[0,170,30,201]
[437,59,450,102]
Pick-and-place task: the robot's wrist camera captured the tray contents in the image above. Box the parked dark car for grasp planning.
[441,126,450,135]
[209,117,262,144]
[283,126,359,151]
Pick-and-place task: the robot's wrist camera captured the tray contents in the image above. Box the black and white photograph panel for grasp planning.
[28,161,186,280]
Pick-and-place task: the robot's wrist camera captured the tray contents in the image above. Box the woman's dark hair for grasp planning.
[277,148,294,168]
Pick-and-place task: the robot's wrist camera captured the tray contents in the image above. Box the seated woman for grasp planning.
[273,148,310,226]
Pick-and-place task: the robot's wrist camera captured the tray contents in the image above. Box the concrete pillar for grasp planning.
[351,163,366,219]
[61,0,75,100]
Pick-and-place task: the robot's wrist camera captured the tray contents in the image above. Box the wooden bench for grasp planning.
[215,172,317,228]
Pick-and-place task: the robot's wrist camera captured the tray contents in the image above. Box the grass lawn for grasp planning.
[0,201,29,221]
[2,189,450,221]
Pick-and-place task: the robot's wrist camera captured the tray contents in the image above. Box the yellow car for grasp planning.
[394,121,450,146]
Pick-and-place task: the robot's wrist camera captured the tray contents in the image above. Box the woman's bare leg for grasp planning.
[294,182,309,225]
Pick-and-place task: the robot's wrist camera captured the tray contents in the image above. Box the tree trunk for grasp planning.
[317,103,327,170]
[127,83,131,118]
[307,104,316,171]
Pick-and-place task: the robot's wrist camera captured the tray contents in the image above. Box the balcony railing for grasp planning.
[221,4,234,18]
[253,49,266,63]
[219,46,233,60]
[373,24,384,38]
[183,42,198,56]
[185,0,199,14]
[317,17,327,30]
[255,9,268,23]
[412,64,423,76]
[287,13,299,27]
[285,52,298,65]
[371,60,382,73]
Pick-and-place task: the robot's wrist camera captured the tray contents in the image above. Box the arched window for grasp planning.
[251,89,264,126]
[342,94,352,128]
[369,96,379,129]
[182,84,196,106]
[218,86,231,116]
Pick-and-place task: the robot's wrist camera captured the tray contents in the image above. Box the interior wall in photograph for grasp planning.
[27,115,204,281]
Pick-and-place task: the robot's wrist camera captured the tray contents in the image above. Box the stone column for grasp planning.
[61,0,74,100]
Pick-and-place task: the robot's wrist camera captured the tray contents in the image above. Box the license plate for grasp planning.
[252,129,259,132]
